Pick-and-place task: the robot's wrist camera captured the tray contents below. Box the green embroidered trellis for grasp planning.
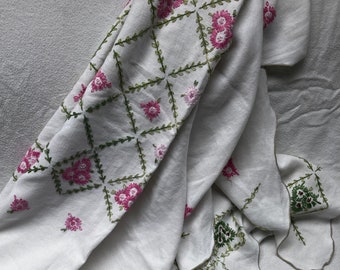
[199,209,246,270]
[287,158,328,216]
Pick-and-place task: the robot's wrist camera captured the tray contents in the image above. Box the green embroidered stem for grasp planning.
[140,123,176,137]
[95,136,135,151]
[61,103,82,120]
[115,27,151,47]
[240,183,261,212]
[291,218,306,245]
[165,80,179,125]
[89,62,99,72]
[199,0,231,10]
[156,10,195,29]
[92,8,130,58]
[103,186,113,221]
[34,140,44,152]
[27,165,48,173]
[86,93,121,113]
[51,168,62,194]
[54,149,91,168]
[181,232,190,238]
[169,60,208,77]
[126,76,164,94]
[12,173,18,182]
[286,173,312,188]
[314,173,329,207]
[147,0,157,24]
[108,173,144,185]
[136,139,147,173]
[93,151,106,183]
[83,116,95,149]
[195,12,212,72]
[63,183,102,195]
[44,143,52,164]
[151,30,167,74]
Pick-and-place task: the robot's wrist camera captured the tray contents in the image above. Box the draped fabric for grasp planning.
[0,0,339,269]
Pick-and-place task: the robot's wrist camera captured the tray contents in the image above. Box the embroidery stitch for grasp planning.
[91,70,112,92]
[140,99,161,121]
[17,147,40,174]
[222,158,239,179]
[263,1,276,28]
[153,144,167,163]
[61,158,92,186]
[184,204,193,218]
[73,84,87,102]
[7,195,30,213]
[181,81,200,106]
[114,183,142,210]
[61,213,83,232]
[210,10,234,50]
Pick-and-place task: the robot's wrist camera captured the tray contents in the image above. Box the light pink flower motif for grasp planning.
[183,86,200,106]
[61,213,83,232]
[17,148,40,173]
[114,183,142,210]
[212,10,234,31]
[222,158,239,179]
[263,1,276,28]
[184,204,193,218]
[157,0,173,19]
[91,70,112,92]
[7,195,29,213]
[73,84,87,102]
[73,171,91,185]
[210,28,233,49]
[172,0,183,8]
[154,144,167,163]
[140,100,161,121]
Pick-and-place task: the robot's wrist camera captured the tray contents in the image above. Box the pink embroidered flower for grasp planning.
[73,84,87,102]
[212,10,234,31]
[91,70,112,92]
[184,204,193,218]
[222,158,239,179]
[154,144,167,162]
[140,100,161,121]
[183,86,200,106]
[114,183,142,210]
[263,1,276,28]
[172,0,183,8]
[17,148,40,173]
[62,158,92,185]
[74,158,91,172]
[7,195,29,213]
[210,28,233,49]
[61,213,83,232]
[157,0,173,19]
[73,171,91,185]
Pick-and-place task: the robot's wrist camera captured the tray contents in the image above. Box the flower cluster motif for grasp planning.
[291,183,321,213]
[140,100,161,122]
[263,1,276,28]
[91,70,112,92]
[61,213,83,232]
[222,158,239,179]
[7,195,30,213]
[114,183,142,210]
[210,10,235,49]
[17,147,40,174]
[62,158,92,185]
[214,220,236,248]
[157,0,183,19]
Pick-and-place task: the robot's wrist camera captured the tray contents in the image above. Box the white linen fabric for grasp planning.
[0,0,339,269]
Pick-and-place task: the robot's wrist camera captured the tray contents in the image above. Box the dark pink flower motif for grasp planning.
[222,158,239,179]
[17,148,40,173]
[74,158,91,172]
[172,0,183,8]
[210,28,233,49]
[263,1,276,28]
[61,213,83,232]
[184,204,193,218]
[62,158,92,185]
[212,10,234,31]
[7,195,29,213]
[73,84,87,102]
[91,70,112,92]
[114,183,142,210]
[140,100,161,121]
[73,171,91,185]
[157,0,173,19]
[154,144,167,162]
[183,86,200,106]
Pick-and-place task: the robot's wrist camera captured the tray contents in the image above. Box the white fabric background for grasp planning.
[1,0,339,269]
